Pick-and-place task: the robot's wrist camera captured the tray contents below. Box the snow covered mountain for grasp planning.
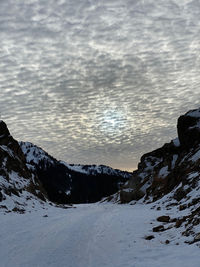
[118,107,200,244]
[19,141,131,204]
[19,141,131,178]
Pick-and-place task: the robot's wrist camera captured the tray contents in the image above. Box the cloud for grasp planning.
[0,0,200,170]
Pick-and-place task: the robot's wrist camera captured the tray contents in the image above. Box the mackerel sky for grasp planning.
[0,0,200,170]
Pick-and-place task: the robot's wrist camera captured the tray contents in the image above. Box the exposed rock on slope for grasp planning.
[119,108,200,244]
[20,141,131,204]
[120,108,200,203]
[0,121,47,212]
[178,109,200,149]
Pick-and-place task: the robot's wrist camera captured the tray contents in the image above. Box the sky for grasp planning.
[0,0,200,171]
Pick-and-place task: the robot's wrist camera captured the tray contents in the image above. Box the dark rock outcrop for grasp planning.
[120,107,200,203]
[153,225,165,232]
[157,216,170,223]
[0,121,47,212]
[177,109,200,149]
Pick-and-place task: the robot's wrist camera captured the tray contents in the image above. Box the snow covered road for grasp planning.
[0,203,200,267]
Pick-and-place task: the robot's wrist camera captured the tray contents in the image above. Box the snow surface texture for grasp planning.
[0,203,200,267]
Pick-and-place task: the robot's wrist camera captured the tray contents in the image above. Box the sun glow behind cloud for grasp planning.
[0,0,200,170]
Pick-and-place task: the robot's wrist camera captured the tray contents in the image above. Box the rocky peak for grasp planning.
[0,120,26,164]
[177,108,200,149]
[0,120,11,144]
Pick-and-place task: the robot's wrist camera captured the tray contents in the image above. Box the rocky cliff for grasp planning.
[119,108,200,243]
[120,108,200,203]
[0,121,47,213]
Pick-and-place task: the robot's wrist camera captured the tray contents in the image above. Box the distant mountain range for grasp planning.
[19,141,131,204]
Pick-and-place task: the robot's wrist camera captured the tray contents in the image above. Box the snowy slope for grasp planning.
[20,141,56,166]
[0,121,48,213]
[0,203,200,267]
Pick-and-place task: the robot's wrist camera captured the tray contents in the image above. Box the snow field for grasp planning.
[0,203,199,267]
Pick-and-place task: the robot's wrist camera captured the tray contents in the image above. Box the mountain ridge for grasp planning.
[19,140,131,204]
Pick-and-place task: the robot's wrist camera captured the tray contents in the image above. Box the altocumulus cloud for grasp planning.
[0,0,200,170]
